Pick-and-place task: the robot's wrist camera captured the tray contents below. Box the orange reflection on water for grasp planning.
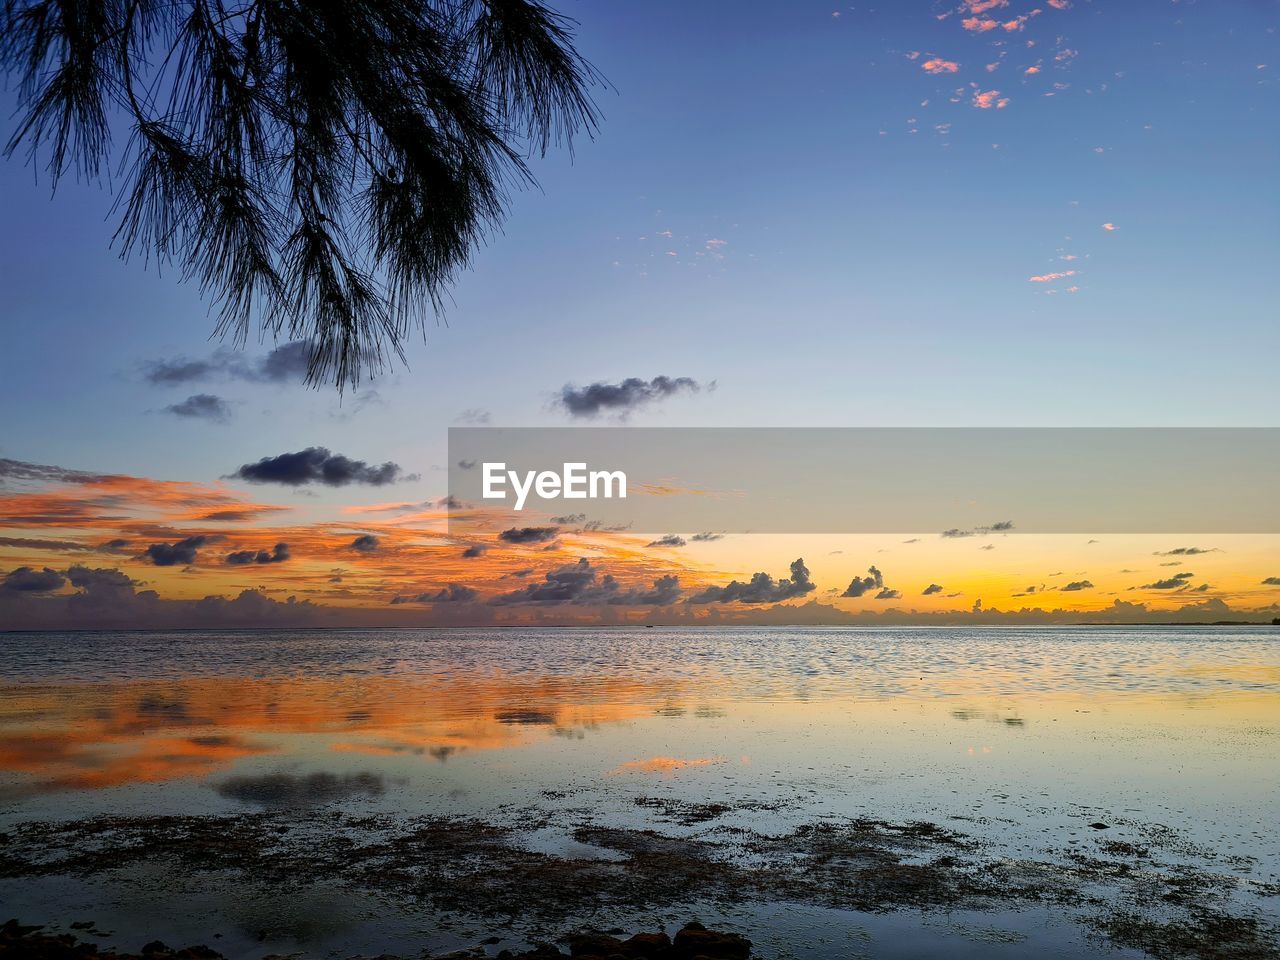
[0,674,683,793]
[607,756,727,776]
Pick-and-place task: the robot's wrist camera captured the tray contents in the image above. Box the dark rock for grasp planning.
[621,932,672,956]
[1089,822,1110,830]
[672,924,750,959]
[568,933,623,956]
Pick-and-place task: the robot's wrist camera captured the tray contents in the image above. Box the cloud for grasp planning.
[1102,223,1117,231]
[556,376,706,418]
[1155,547,1218,556]
[391,584,479,604]
[143,341,314,386]
[350,534,380,553]
[461,544,487,558]
[647,534,687,548]
[457,459,477,470]
[162,394,232,423]
[0,564,330,630]
[842,566,885,598]
[965,0,1008,12]
[875,588,902,600]
[941,521,1014,538]
[0,458,112,486]
[922,583,944,596]
[962,17,999,32]
[690,532,724,542]
[2,566,66,592]
[498,526,559,545]
[216,771,384,808]
[254,341,314,382]
[0,536,94,552]
[972,89,1009,109]
[1060,580,1094,592]
[226,543,291,565]
[454,408,491,425]
[1028,270,1078,283]
[143,535,216,567]
[1263,577,1280,586]
[1140,572,1195,590]
[922,58,960,74]
[492,558,681,606]
[231,447,405,486]
[690,558,815,605]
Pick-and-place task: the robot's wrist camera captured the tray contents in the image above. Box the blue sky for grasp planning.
[1,0,1277,497]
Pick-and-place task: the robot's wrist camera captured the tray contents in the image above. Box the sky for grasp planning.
[1,0,1278,628]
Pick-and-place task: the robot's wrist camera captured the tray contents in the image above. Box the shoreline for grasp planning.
[3,807,1277,960]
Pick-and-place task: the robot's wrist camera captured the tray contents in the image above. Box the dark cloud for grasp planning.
[922,583,943,596]
[499,526,559,545]
[551,513,586,525]
[0,536,92,552]
[841,566,885,598]
[226,543,291,565]
[3,566,66,592]
[198,509,274,523]
[1061,580,1094,592]
[461,544,487,558]
[98,538,132,553]
[689,558,815,605]
[216,771,384,808]
[1140,572,1195,590]
[232,447,405,486]
[350,535,380,553]
[941,521,1015,538]
[1154,547,1218,556]
[143,535,216,567]
[0,565,330,630]
[142,356,221,385]
[163,394,232,422]
[647,534,687,548]
[457,459,478,470]
[454,408,491,425]
[143,341,314,386]
[391,584,479,604]
[255,340,314,382]
[67,566,137,591]
[0,457,112,486]
[1263,577,1280,586]
[874,588,902,600]
[690,532,724,542]
[556,376,706,418]
[492,558,681,606]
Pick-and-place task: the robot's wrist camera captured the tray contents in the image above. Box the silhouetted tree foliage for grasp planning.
[2,0,601,388]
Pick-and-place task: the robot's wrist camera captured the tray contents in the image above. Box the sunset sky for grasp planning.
[2,0,1278,628]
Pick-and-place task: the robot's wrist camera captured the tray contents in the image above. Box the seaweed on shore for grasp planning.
[0,810,1277,960]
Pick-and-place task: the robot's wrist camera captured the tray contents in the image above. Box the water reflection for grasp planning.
[0,674,676,794]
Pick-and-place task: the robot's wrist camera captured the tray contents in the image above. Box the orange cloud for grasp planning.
[1028,270,1078,282]
[965,0,1008,12]
[1102,223,1116,231]
[923,58,961,74]
[962,17,999,32]
[972,89,1009,109]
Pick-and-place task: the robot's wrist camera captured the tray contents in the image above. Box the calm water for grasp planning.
[1,626,1278,958]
